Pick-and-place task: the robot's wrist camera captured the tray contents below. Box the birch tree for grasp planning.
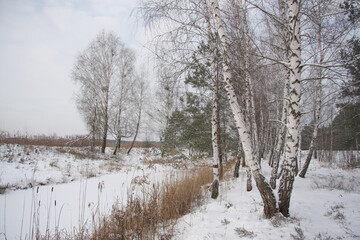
[269,0,289,190]
[231,0,260,163]
[277,0,302,217]
[73,30,136,154]
[75,87,100,151]
[299,0,359,175]
[111,47,136,155]
[299,0,325,177]
[209,0,277,218]
[202,0,223,199]
[127,73,148,154]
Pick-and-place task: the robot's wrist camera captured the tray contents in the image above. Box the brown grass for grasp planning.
[0,132,161,149]
[91,159,236,239]
[0,133,99,147]
[118,141,162,149]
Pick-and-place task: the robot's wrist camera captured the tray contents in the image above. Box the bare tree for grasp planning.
[75,86,100,151]
[127,72,148,154]
[111,47,136,155]
[298,0,354,177]
[73,30,132,153]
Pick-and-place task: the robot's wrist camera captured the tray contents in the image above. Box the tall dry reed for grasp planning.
[92,158,236,239]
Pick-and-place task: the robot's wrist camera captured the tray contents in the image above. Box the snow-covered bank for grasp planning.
[0,144,163,192]
[0,144,177,239]
[0,162,175,239]
[174,159,360,239]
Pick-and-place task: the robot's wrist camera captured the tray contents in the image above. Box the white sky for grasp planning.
[0,0,148,137]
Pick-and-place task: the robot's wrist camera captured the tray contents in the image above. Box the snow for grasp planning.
[0,144,175,239]
[0,145,360,239]
[0,144,163,191]
[174,155,360,240]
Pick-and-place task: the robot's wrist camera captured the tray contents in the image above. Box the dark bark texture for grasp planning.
[278,169,295,217]
[253,170,278,218]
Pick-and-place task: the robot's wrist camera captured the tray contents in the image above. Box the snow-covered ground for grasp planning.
[0,145,359,239]
[0,144,163,191]
[174,154,360,240]
[0,144,178,239]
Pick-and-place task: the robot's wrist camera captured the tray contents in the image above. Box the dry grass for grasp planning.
[0,132,160,149]
[0,133,99,147]
[311,174,359,193]
[91,159,237,239]
[118,141,162,149]
[92,167,213,239]
[234,227,255,238]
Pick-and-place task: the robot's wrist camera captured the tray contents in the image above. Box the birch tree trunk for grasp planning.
[234,141,243,178]
[269,78,288,188]
[91,100,98,152]
[269,0,289,190]
[269,90,287,189]
[299,8,323,177]
[241,1,260,164]
[216,86,223,179]
[203,0,222,199]
[113,105,122,155]
[231,0,260,163]
[101,90,109,154]
[211,81,220,199]
[278,0,302,217]
[127,101,142,154]
[210,0,277,218]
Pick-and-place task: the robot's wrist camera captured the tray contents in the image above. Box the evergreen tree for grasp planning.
[161,109,186,155]
[333,37,360,150]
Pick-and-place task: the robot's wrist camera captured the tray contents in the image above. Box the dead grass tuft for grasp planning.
[234,227,255,238]
[290,226,306,240]
[0,185,8,194]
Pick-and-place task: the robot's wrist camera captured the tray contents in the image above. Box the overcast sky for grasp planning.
[0,0,147,136]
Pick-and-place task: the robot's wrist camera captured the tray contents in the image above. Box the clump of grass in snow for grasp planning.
[324,204,346,222]
[312,174,359,192]
[290,226,306,240]
[234,227,255,238]
[270,213,300,228]
[313,232,336,240]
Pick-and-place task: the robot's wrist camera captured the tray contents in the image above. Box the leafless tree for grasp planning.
[72,30,135,153]
[110,47,136,155]
[127,72,148,154]
[298,0,355,177]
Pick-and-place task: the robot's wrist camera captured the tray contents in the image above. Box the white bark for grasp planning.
[210,61,220,199]
[299,1,324,176]
[240,0,260,163]
[269,0,289,189]
[203,0,221,199]
[210,0,277,218]
[210,0,258,173]
[278,0,302,217]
